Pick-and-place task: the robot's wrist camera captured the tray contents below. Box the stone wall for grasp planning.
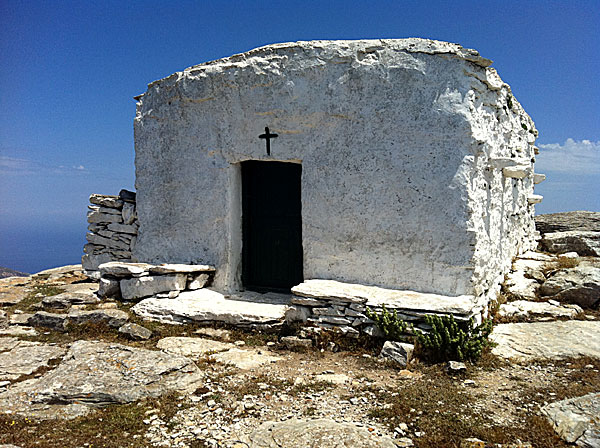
[82,190,138,278]
[133,39,538,301]
[463,69,540,305]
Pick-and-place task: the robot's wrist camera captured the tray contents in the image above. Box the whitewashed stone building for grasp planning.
[91,39,545,320]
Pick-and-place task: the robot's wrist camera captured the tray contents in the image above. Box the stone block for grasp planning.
[86,233,130,251]
[87,210,123,224]
[122,202,136,225]
[120,274,187,301]
[68,309,129,328]
[118,322,152,340]
[98,261,153,277]
[107,223,138,235]
[149,264,216,275]
[187,273,210,290]
[89,194,123,209]
[28,311,68,331]
[98,277,121,298]
[379,341,414,367]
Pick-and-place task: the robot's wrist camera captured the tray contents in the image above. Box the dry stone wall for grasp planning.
[82,190,138,278]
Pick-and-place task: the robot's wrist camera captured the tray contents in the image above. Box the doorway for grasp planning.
[241,161,303,292]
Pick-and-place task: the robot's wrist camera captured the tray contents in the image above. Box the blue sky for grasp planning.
[1,0,599,273]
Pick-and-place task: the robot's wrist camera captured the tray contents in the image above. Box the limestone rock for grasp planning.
[448,361,467,373]
[0,340,203,419]
[0,339,66,381]
[98,277,121,298]
[87,211,123,224]
[67,309,129,328]
[0,327,38,337]
[187,273,210,290]
[122,202,136,225]
[107,223,138,234]
[491,321,600,360]
[540,231,600,256]
[542,392,600,446]
[117,322,152,340]
[89,194,123,209]
[149,264,215,275]
[9,313,33,326]
[293,280,476,315]
[0,311,6,329]
[379,341,414,368]
[82,253,114,272]
[498,300,582,319]
[281,335,312,349]
[210,348,281,369]
[157,336,234,358]
[32,264,83,279]
[42,285,100,309]
[120,274,187,301]
[98,261,152,277]
[314,373,350,384]
[28,311,68,331]
[244,418,397,447]
[539,265,600,308]
[132,289,290,327]
[535,211,600,234]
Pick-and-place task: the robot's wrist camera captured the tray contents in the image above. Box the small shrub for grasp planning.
[417,315,494,362]
[366,307,494,362]
[365,305,412,341]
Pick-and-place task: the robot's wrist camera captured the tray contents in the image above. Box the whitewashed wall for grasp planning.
[133,39,538,298]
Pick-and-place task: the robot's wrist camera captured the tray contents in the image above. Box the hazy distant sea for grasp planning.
[0,221,86,274]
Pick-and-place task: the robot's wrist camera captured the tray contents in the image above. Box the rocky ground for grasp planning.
[0,212,598,448]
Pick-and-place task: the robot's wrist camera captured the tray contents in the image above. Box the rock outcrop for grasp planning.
[491,321,600,360]
[542,392,600,447]
[0,340,204,419]
[244,418,398,447]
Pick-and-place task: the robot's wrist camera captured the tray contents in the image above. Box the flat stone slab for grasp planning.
[99,261,154,277]
[157,336,234,358]
[292,279,476,315]
[32,265,83,279]
[243,418,397,447]
[0,338,66,381]
[132,289,290,327]
[542,392,600,446]
[209,348,281,369]
[149,264,215,275]
[0,340,203,419]
[0,326,38,337]
[498,300,582,319]
[491,321,600,361]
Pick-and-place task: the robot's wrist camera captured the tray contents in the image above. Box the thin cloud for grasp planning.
[537,139,600,175]
[0,156,88,176]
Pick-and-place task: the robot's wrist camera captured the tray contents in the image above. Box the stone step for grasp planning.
[292,279,478,317]
[131,289,293,330]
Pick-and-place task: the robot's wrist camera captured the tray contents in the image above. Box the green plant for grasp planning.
[521,123,528,131]
[506,94,513,109]
[365,305,412,341]
[417,315,493,362]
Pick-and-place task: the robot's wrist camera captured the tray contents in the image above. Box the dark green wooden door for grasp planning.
[242,161,303,292]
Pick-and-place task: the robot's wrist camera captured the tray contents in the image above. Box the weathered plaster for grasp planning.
[133,38,538,298]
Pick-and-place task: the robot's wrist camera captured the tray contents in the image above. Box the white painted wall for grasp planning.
[133,39,538,298]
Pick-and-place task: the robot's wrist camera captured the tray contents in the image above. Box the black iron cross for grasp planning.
[259,126,278,156]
